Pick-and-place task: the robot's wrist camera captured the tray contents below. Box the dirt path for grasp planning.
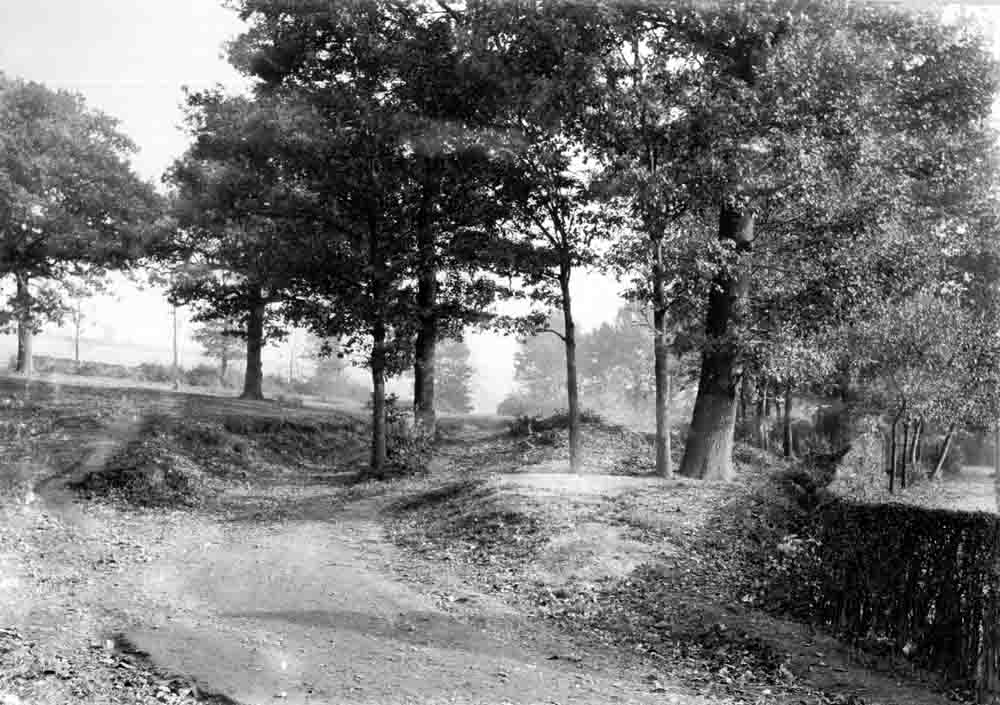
[48,495,700,705]
[109,501,699,705]
[14,420,701,705]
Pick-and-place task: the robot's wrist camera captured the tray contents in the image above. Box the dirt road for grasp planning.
[11,441,698,705]
[111,501,696,705]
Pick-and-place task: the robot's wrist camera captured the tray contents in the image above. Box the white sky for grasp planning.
[2,1,996,411]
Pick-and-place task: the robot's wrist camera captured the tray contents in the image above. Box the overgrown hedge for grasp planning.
[806,499,1000,699]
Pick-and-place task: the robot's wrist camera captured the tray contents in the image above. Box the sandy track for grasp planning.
[117,503,696,705]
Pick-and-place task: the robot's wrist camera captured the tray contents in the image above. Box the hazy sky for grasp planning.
[0,0,624,410]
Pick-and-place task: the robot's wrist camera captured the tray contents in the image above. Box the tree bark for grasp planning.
[558,267,582,473]
[74,299,82,366]
[652,239,672,478]
[889,415,898,493]
[911,419,922,469]
[679,205,754,480]
[756,381,768,451]
[219,350,229,386]
[413,166,440,436]
[172,305,180,390]
[368,197,389,478]
[994,423,1000,479]
[14,273,33,377]
[782,384,793,458]
[930,425,955,480]
[413,304,437,435]
[370,319,388,479]
[901,421,910,489]
[241,292,265,400]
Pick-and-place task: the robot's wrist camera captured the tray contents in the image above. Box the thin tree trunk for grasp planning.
[930,425,955,480]
[889,415,898,494]
[756,381,768,451]
[994,423,1000,479]
[559,267,582,473]
[368,200,388,478]
[901,421,910,489]
[413,166,439,436]
[653,239,671,478]
[74,299,82,366]
[14,273,33,377]
[219,350,229,386]
[370,320,388,479]
[911,419,922,469]
[241,293,265,400]
[783,384,793,458]
[172,305,180,390]
[680,206,754,480]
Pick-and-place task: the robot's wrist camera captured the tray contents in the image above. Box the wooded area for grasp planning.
[4,0,1000,481]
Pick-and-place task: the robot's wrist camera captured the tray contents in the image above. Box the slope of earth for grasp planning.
[0,376,707,705]
[386,433,971,705]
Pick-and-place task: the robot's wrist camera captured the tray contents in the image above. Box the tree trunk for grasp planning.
[901,421,910,489]
[558,267,582,473]
[889,415,898,493]
[241,293,265,400]
[413,309,437,435]
[368,199,389,478]
[15,273,33,377]
[219,350,229,386]
[370,320,388,479]
[679,206,754,480]
[756,381,768,451]
[413,167,440,436]
[74,299,82,366]
[994,423,1000,479]
[783,384,793,458]
[911,419,922,469]
[930,425,955,480]
[652,238,672,478]
[172,305,180,390]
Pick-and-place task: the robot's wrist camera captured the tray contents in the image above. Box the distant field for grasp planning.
[0,333,210,368]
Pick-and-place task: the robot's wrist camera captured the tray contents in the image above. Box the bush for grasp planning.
[76,360,130,378]
[135,362,175,383]
[778,498,1000,696]
[184,364,220,388]
[364,394,432,477]
[506,408,605,437]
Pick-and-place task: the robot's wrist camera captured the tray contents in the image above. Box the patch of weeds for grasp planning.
[507,408,606,437]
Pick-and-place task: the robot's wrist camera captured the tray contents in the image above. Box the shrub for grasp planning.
[184,364,220,388]
[364,394,432,477]
[506,408,605,437]
[135,362,175,383]
[779,498,1000,697]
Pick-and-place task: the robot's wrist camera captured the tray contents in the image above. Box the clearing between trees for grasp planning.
[0,377,991,705]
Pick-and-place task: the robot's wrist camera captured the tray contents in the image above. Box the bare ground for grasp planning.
[0,376,986,705]
[0,377,704,705]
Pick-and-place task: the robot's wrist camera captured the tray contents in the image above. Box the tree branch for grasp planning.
[539,327,567,342]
